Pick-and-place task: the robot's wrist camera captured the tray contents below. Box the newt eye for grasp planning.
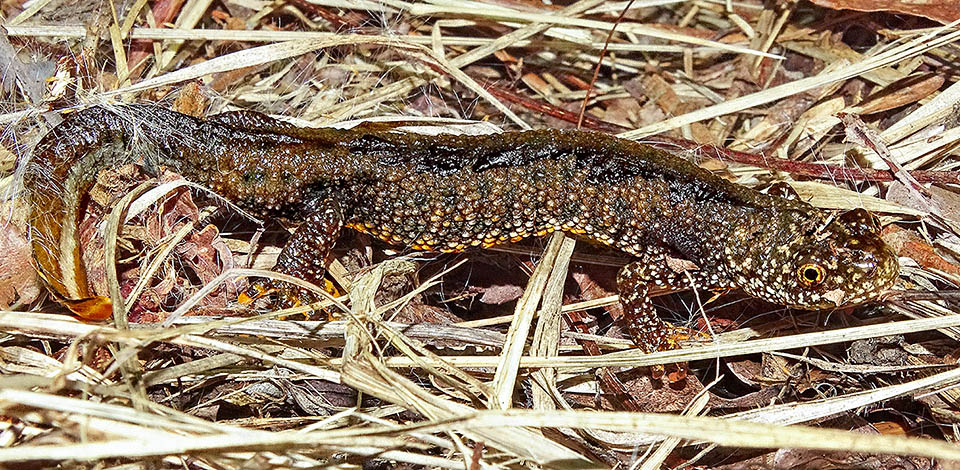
[798,264,826,287]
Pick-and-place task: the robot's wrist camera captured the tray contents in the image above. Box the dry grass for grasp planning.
[2,0,960,468]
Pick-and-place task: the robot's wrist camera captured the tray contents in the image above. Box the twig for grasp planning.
[576,0,636,129]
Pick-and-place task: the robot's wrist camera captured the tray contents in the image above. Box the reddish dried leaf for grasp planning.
[125,0,187,79]
[210,65,268,93]
[478,284,524,305]
[882,226,960,278]
[593,369,705,413]
[144,177,237,311]
[809,0,960,24]
[393,302,462,325]
[600,97,639,129]
[177,223,237,308]
[81,168,239,319]
[858,73,945,115]
[571,270,621,322]
[127,266,177,324]
[0,218,41,308]
[726,357,766,387]
[172,81,209,117]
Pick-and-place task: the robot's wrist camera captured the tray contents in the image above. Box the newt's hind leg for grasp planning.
[241,198,343,309]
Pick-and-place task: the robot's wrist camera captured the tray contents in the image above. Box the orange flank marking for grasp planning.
[237,291,255,305]
[323,278,342,297]
[238,283,271,305]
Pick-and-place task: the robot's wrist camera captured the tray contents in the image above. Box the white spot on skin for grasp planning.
[823,289,844,306]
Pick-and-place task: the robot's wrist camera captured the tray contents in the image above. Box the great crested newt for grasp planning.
[25,104,899,351]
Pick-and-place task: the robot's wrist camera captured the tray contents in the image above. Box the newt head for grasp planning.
[730,207,899,310]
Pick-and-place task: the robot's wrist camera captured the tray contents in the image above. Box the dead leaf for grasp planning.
[726,357,766,387]
[172,81,209,117]
[81,167,239,320]
[929,186,960,232]
[602,97,641,129]
[808,0,960,24]
[773,417,933,470]
[883,225,960,278]
[857,72,945,115]
[847,336,909,366]
[631,75,716,144]
[0,217,42,309]
[478,284,524,305]
[393,302,463,326]
[177,223,238,308]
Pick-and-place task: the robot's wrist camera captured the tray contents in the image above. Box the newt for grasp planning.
[25,104,899,352]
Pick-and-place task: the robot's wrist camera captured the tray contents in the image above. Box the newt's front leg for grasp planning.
[242,197,343,308]
[617,246,734,353]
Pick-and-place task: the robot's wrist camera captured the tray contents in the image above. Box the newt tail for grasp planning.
[26,105,899,352]
[27,107,140,320]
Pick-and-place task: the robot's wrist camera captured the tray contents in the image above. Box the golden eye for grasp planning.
[798,264,825,287]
